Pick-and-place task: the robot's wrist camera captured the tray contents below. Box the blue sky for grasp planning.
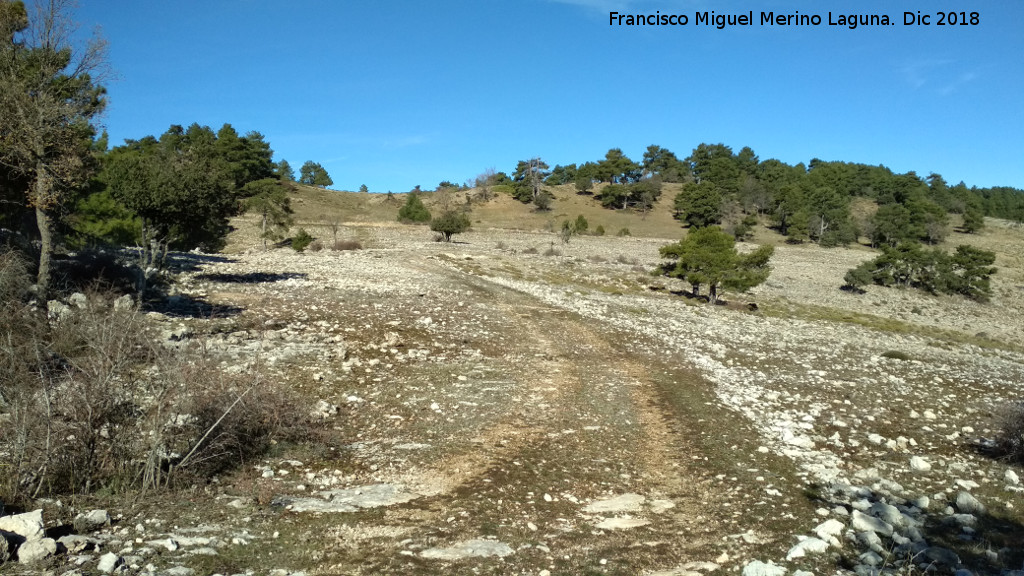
[76,1,1024,192]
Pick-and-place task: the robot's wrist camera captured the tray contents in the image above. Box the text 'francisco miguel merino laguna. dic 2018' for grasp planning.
[608,11,981,29]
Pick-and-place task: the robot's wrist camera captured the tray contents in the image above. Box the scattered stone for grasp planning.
[58,534,95,553]
[595,517,651,530]
[583,493,645,514]
[97,552,124,573]
[909,456,931,472]
[742,560,786,576]
[280,483,419,512]
[163,567,194,576]
[420,539,514,560]
[1006,469,1020,485]
[0,509,44,542]
[851,510,893,536]
[814,518,845,543]
[786,537,829,560]
[650,499,676,514]
[17,537,57,564]
[73,509,111,533]
[955,491,985,515]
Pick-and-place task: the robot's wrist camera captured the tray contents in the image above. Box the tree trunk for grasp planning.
[261,212,268,250]
[34,205,53,301]
[709,283,719,304]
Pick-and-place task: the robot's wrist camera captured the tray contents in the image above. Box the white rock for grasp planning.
[851,510,893,536]
[595,517,651,530]
[0,509,44,541]
[955,491,985,514]
[786,537,829,559]
[17,537,57,564]
[909,456,931,472]
[97,551,124,573]
[813,518,845,542]
[742,560,786,576]
[420,539,514,560]
[1006,469,1020,485]
[583,493,645,514]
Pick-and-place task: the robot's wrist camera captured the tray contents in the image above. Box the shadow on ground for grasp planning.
[193,271,307,284]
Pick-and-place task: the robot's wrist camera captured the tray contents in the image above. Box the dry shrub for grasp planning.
[995,400,1024,464]
[151,356,309,486]
[523,247,539,255]
[0,252,310,502]
[308,240,324,252]
[332,239,362,251]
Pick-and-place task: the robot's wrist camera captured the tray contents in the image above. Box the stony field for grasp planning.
[5,217,1024,576]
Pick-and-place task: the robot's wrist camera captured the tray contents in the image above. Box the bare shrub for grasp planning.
[308,240,324,252]
[0,258,310,503]
[523,247,539,255]
[143,353,309,488]
[995,400,1024,464]
[332,239,362,251]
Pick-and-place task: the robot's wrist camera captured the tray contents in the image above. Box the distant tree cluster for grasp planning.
[844,243,997,301]
[299,161,332,188]
[502,142,1023,249]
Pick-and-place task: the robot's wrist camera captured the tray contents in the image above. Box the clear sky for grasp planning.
[74,1,1024,192]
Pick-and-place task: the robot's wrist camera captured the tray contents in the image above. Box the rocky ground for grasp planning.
[3,221,1023,576]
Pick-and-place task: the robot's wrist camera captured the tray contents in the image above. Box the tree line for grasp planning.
[492,143,1023,244]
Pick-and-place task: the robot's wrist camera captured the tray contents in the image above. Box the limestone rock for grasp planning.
[955,491,985,515]
[742,560,786,576]
[58,534,96,553]
[1006,469,1020,485]
[420,539,514,560]
[17,537,57,564]
[909,456,931,472]
[0,509,44,542]
[786,537,829,560]
[583,493,645,514]
[851,510,893,536]
[73,509,110,533]
[97,551,124,573]
[595,517,651,530]
[813,518,845,541]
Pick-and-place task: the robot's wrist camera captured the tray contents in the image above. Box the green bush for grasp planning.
[398,192,431,223]
[880,350,913,361]
[842,242,997,301]
[573,214,589,234]
[291,228,314,252]
[430,211,471,242]
[594,225,606,236]
[617,227,631,237]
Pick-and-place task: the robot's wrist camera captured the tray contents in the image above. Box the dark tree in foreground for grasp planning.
[0,0,107,299]
[430,211,471,242]
[658,226,773,304]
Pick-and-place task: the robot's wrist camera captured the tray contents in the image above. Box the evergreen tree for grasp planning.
[299,161,332,187]
[242,178,293,250]
[430,211,471,242]
[397,192,431,223]
[0,0,107,298]
[674,181,723,228]
[658,226,773,303]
